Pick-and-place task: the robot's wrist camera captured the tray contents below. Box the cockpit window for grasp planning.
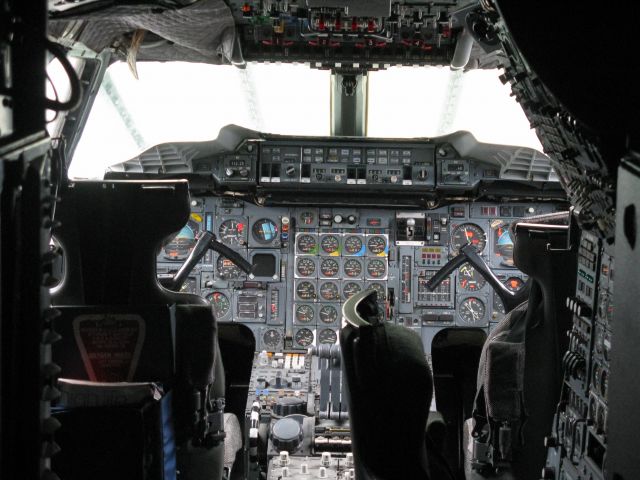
[367,67,542,150]
[69,62,331,179]
[69,61,541,179]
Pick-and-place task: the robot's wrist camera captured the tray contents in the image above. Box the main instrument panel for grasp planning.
[157,198,562,354]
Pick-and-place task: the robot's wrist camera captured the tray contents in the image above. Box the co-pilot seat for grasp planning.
[467,211,578,480]
[50,180,228,480]
[340,289,455,480]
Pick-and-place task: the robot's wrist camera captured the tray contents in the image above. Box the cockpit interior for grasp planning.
[1,2,638,480]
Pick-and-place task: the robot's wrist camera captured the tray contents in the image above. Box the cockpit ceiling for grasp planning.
[49,0,501,69]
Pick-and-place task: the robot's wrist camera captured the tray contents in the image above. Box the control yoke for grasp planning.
[170,230,253,291]
[426,243,529,313]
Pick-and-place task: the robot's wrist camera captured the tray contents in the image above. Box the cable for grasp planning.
[43,39,82,112]
[45,71,60,124]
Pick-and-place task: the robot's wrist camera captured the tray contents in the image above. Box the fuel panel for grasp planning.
[157,199,560,354]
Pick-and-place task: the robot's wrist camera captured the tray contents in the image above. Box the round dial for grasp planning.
[263,329,282,349]
[367,235,387,255]
[296,258,316,277]
[318,328,337,345]
[366,258,387,278]
[319,281,340,301]
[600,369,608,398]
[368,282,386,301]
[320,258,340,277]
[451,223,486,253]
[320,235,340,254]
[295,304,315,324]
[218,219,246,246]
[459,297,486,323]
[296,281,316,300]
[505,277,525,292]
[207,291,230,319]
[163,218,200,260]
[319,305,339,324]
[493,222,514,267]
[344,236,364,255]
[296,234,317,254]
[603,331,611,362]
[458,264,487,291]
[343,258,363,278]
[294,328,314,348]
[299,211,315,226]
[217,256,243,280]
[252,218,279,244]
[342,282,362,299]
[592,364,601,392]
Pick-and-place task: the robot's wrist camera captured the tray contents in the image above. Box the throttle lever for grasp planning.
[426,243,528,313]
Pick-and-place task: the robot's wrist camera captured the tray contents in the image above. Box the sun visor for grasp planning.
[49,0,243,65]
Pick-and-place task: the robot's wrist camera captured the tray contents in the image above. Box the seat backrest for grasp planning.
[469,212,577,480]
[52,179,205,306]
[50,180,224,480]
[340,290,454,480]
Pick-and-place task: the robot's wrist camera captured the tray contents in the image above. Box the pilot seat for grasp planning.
[50,180,240,480]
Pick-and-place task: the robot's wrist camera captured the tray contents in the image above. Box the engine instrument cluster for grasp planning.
[157,198,560,355]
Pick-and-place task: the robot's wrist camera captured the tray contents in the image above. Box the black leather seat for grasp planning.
[467,211,577,480]
[340,289,455,480]
[51,180,226,480]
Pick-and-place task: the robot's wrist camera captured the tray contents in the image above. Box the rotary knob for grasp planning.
[274,397,306,417]
[333,214,344,224]
[418,169,428,180]
[285,165,296,177]
[271,417,303,453]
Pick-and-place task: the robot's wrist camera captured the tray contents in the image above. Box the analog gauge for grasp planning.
[163,217,200,260]
[366,258,387,278]
[207,291,230,319]
[294,328,314,348]
[493,291,506,318]
[262,329,282,350]
[505,277,525,292]
[252,218,278,244]
[342,282,362,299]
[296,234,317,254]
[459,297,486,323]
[296,281,316,301]
[343,258,363,278]
[320,235,340,255]
[319,281,340,301]
[295,304,315,324]
[367,235,387,255]
[318,328,337,345]
[218,219,246,246]
[368,282,386,301]
[493,222,514,267]
[319,305,339,324]
[451,223,486,253]
[458,264,487,291]
[296,257,316,277]
[320,258,340,277]
[594,325,604,355]
[344,236,364,255]
[299,211,315,226]
[216,256,243,280]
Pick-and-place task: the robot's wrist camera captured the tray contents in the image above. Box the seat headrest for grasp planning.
[52,180,191,305]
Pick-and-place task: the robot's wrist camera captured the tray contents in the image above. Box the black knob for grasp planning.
[285,166,296,177]
[541,466,555,479]
[418,169,428,180]
[274,397,306,417]
[347,215,356,224]
[239,168,249,177]
[271,417,303,452]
